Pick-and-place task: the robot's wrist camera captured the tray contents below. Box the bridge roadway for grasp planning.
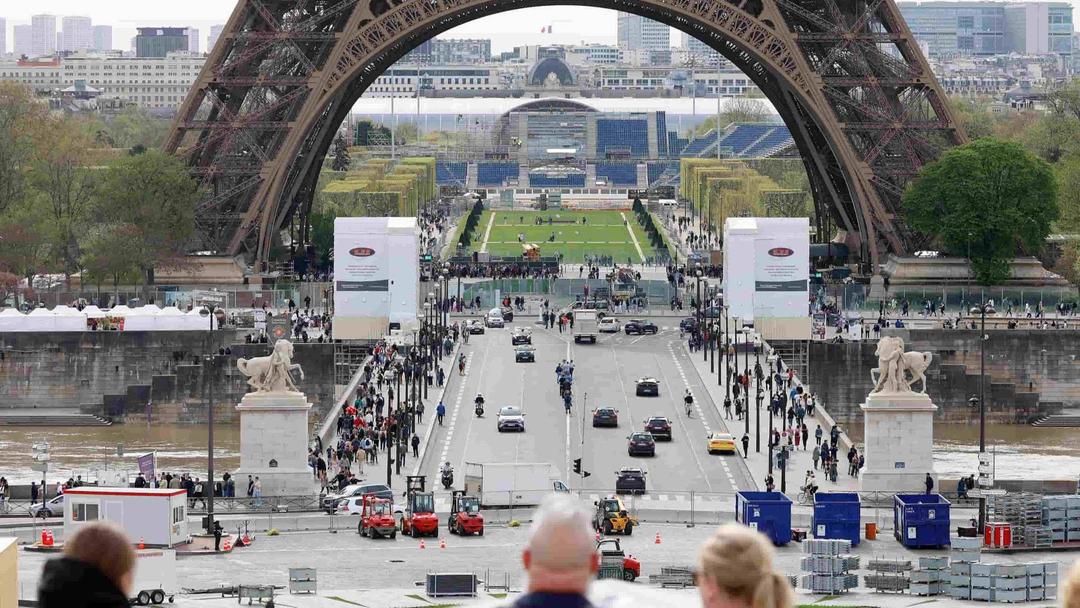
[416,315,756,512]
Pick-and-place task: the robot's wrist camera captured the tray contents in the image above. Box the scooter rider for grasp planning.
[474,393,485,416]
[441,461,454,488]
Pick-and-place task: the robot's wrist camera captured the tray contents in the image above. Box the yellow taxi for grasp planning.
[707,432,737,455]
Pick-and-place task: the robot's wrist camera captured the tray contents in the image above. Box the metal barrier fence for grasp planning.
[819,283,1076,313]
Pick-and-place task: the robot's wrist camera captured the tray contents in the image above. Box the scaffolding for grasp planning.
[334,342,371,389]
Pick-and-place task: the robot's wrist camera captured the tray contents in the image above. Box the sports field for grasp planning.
[472,210,656,263]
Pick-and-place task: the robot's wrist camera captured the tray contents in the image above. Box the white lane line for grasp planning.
[618,212,646,262]
[440,352,476,465]
[479,212,496,253]
[650,350,714,492]
[670,341,741,486]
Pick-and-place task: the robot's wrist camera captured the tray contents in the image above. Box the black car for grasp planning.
[468,320,485,334]
[679,317,699,332]
[501,306,515,322]
[511,329,532,345]
[623,319,658,335]
[644,416,672,441]
[515,346,535,362]
[591,407,619,428]
[635,377,659,397]
[615,468,647,495]
[627,432,655,456]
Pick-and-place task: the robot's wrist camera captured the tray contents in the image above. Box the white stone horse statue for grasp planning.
[236,339,305,393]
[870,336,933,394]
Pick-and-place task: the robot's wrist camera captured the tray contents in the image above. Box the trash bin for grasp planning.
[812,492,861,546]
[865,522,877,540]
[736,491,792,546]
[893,493,951,548]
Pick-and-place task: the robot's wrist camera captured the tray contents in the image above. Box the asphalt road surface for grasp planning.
[418,315,756,510]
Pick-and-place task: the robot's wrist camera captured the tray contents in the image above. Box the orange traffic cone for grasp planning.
[222,538,232,552]
[419,539,426,549]
[439,538,446,549]
[138,537,145,549]
[654,531,662,545]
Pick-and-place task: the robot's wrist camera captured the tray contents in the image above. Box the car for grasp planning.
[514,345,535,363]
[511,328,532,345]
[591,407,619,428]
[497,405,525,432]
[706,432,738,454]
[336,494,398,516]
[679,317,698,332]
[29,495,64,518]
[644,416,672,441]
[598,317,621,333]
[501,306,515,322]
[627,432,656,456]
[635,377,659,397]
[467,320,485,334]
[323,482,394,512]
[623,319,658,335]
[614,468,647,495]
[485,313,505,328]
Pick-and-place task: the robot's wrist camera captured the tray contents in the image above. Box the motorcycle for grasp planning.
[441,469,454,489]
[475,404,484,417]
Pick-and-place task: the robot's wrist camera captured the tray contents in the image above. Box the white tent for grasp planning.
[184,307,217,331]
[25,307,57,331]
[52,305,87,331]
[0,308,26,332]
[156,306,188,331]
[82,305,107,319]
[108,304,134,317]
[123,305,159,331]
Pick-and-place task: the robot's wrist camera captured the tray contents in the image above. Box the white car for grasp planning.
[336,495,400,515]
[497,405,526,432]
[29,494,65,518]
[598,317,621,333]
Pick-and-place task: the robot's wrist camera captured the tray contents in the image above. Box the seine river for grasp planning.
[1,421,1077,485]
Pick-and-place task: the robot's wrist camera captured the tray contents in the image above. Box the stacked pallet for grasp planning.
[910,556,949,596]
[864,558,911,593]
[1042,495,1080,544]
[800,539,859,594]
[647,567,695,588]
[987,493,1050,548]
[948,537,982,599]
[969,563,1058,602]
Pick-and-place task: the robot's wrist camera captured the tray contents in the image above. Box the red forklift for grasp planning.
[448,490,484,536]
[358,494,397,539]
[400,475,440,538]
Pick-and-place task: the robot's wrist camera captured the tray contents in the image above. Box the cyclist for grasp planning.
[684,389,694,417]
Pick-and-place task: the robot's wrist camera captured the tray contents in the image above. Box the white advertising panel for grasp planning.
[752,218,809,319]
[334,217,417,340]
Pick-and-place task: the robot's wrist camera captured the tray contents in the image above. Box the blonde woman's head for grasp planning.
[698,523,793,608]
[1063,560,1080,608]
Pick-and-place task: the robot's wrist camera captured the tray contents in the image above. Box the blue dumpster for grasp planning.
[736,491,792,545]
[894,494,951,548]
[812,492,861,546]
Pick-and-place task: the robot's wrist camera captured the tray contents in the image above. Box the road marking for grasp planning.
[650,349,714,492]
[618,212,646,262]
[440,351,477,467]
[479,212,496,253]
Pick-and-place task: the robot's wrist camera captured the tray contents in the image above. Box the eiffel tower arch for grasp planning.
[166,0,964,268]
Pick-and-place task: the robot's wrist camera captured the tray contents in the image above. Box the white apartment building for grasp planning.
[32,14,57,58]
[365,65,502,96]
[13,25,32,58]
[92,25,113,52]
[208,25,225,54]
[61,16,93,53]
[616,12,670,52]
[0,51,205,111]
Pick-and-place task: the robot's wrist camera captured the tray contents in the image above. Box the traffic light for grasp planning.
[573,458,581,474]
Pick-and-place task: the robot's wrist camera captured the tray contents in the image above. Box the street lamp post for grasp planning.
[768,384,775,475]
[199,304,218,534]
[972,301,992,532]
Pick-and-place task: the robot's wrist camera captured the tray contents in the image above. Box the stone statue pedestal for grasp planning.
[860,392,937,493]
[233,392,317,497]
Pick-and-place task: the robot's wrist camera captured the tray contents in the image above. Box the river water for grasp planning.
[1,421,1077,485]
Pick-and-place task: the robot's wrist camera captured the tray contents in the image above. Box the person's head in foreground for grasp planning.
[522,494,599,599]
[698,523,794,608]
[1063,560,1080,608]
[39,521,136,608]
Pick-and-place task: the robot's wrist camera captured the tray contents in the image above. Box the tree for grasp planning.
[0,201,54,286]
[1051,243,1080,298]
[95,150,198,296]
[1055,154,1080,233]
[0,81,49,215]
[393,122,418,145]
[692,98,769,135]
[902,138,1058,285]
[81,225,143,302]
[330,134,351,172]
[105,105,171,151]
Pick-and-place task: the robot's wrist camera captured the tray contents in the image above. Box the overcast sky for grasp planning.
[2,2,653,54]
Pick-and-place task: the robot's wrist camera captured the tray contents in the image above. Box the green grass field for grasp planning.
[472,210,658,263]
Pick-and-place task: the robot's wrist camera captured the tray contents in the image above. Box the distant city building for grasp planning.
[13,25,32,59]
[31,14,57,58]
[0,51,205,110]
[616,12,669,52]
[566,44,621,65]
[366,65,501,96]
[135,27,190,58]
[92,25,113,52]
[680,32,721,67]
[60,16,93,53]
[187,27,200,54]
[897,1,1072,58]
[208,25,225,54]
[0,18,6,56]
[406,39,491,64]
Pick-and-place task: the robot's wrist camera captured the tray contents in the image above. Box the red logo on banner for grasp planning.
[768,247,794,257]
[349,247,376,257]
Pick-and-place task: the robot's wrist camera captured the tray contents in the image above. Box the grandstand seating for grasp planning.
[681,130,717,157]
[436,161,467,185]
[476,162,519,186]
[741,127,794,157]
[596,118,648,157]
[595,162,638,186]
[647,161,679,186]
[715,124,771,156]
[530,172,586,188]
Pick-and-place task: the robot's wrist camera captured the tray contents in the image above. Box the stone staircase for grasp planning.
[1031,415,1080,427]
[636,163,648,189]
[466,162,478,189]
[0,411,112,426]
[585,164,596,185]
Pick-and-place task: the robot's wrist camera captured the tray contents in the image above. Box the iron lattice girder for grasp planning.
[167,0,963,267]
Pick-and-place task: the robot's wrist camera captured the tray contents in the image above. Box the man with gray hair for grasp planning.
[514,494,598,607]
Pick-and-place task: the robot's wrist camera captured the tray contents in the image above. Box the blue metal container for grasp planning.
[812,492,861,546]
[736,491,792,545]
[894,493,951,548]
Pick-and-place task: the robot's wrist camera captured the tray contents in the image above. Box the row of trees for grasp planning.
[902,82,1080,285]
[0,82,197,302]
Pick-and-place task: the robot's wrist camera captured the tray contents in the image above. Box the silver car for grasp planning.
[497,405,525,432]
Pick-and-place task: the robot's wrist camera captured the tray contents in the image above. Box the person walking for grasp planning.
[741,434,750,459]
[925,473,934,494]
[812,445,820,470]
[411,433,420,458]
[436,401,446,425]
[246,475,254,498]
[31,481,39,505]
[252,477,263,507]
[815,424,823,446]
[213,520,223,552]
[723,397,732,419]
